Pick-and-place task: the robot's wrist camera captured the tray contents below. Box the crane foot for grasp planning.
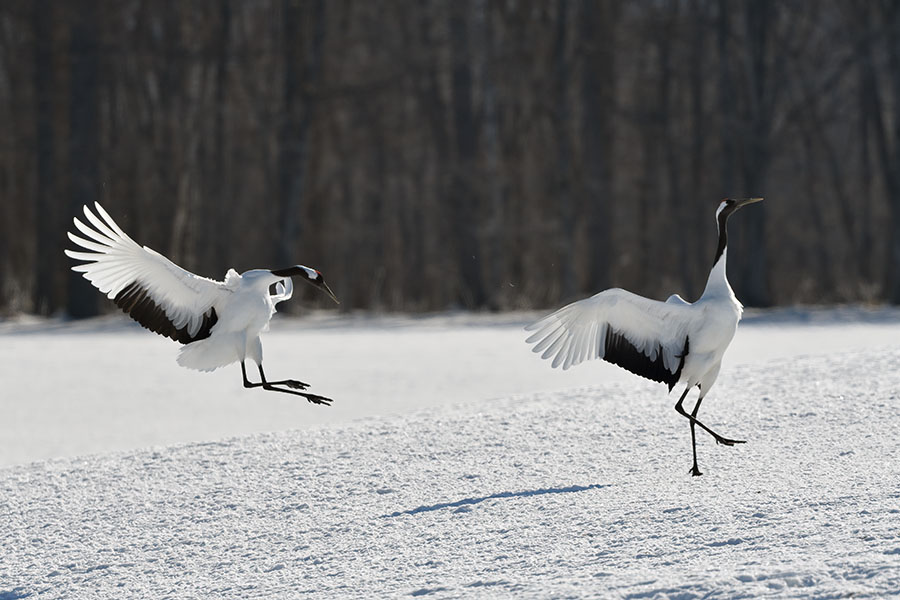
[282,379,310,390]
[302,393,333,406]
[714,435,745,446]
[690,465,703,477]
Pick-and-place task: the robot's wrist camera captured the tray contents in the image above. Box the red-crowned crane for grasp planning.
[525,197,763,475]
[65,203,340,405]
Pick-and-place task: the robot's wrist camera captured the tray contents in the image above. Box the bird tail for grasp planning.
[176,334,241,372]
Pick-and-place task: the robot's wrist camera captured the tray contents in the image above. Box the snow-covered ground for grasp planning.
[2,307,900,598]
[2,307,899,467]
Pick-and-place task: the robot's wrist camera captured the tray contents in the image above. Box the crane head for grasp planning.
[270,265,340,305]
[716,197,763,220]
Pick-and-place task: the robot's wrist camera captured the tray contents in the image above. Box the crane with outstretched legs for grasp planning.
[66,203,340,405]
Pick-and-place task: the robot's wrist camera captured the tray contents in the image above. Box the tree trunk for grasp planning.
[277,0,324,269]
[554,0,576,301]
[33,0,56,315]
[717,0,736,201]
[858,1,900,302]
[886,3,900,303]
[211,0,232,275]
[66,0,100,318]
[687,0,707,297]
[717,0,771,307]
[580,0,616,294]
[658,3,686,294]
[477,0,504,310]
[735,0,772,307]
[450,3,486,308]
[857,23,875,286]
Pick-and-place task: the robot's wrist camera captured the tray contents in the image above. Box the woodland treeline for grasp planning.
[1,0,899,316]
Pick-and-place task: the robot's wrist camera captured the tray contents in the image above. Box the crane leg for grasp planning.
[259,374,311,390]
[688,393,704,476]
[674,387,744,473]
[240,361,333,406]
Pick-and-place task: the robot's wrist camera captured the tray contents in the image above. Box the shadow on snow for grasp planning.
[383,483,609,518]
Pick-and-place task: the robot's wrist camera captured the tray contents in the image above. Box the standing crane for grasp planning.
[525,197,763,475]
[65,203,340,405]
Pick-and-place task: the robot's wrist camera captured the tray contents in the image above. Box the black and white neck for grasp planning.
[713,199,738,266]
[703,197,763,298]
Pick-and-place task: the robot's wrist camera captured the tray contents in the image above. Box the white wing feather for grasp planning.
[65,203,229,338]
[525,288,696,374]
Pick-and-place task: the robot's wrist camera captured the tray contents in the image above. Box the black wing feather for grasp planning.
[114,281,217,344]
[603,328,689,391]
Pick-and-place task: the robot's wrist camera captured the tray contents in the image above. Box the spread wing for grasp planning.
[525,288,695,390]
[65,203,230,344]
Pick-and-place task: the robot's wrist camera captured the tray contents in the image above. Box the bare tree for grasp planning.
[860,1,900,302]
[579,0,617,295]
[33,0,57,315]
[277,0,324,269]
[1,0,899,315]
[449,1,486,308]
[66,0,100,318]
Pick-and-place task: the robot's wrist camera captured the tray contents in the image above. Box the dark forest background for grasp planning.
[2,0,900,317]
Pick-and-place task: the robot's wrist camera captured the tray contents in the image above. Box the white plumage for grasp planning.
[526,197,763,475]
[66,203,339,404]
[527,288,695,373]
[66,203,229,342]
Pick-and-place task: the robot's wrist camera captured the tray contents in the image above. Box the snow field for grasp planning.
[2,308,899,467]
[2,341,899,598]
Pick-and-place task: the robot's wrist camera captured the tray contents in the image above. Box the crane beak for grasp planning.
[734,196,764,208]
[321,281,340,305]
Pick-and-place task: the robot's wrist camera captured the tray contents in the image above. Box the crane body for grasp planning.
[526,197,763,475]
[176,269,290,372]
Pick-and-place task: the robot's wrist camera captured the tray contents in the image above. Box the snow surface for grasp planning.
[2,307,899,467]
[1,308,900,597]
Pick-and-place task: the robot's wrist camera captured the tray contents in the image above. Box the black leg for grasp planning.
[688,391,704,476]
[240,361,333,405]
[241,361,259,388]
[674,387,703,476]
[260,375,310,390]
[674,387,744,448]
